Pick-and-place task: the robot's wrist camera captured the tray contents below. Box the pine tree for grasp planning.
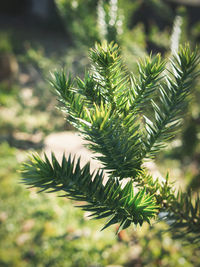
[21,41,200,241]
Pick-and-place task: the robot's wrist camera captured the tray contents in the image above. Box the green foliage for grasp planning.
[22,152,158,231]
[142,45,200,159]
[22,41,200,241]
[163,190,200,243]
[0,32,12,53]
[129,53,165,112]
[55,0,130,46]
[55,0,100,46]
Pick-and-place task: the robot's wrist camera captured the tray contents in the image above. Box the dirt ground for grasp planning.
[44,131,164,183]
[44,131,103,171]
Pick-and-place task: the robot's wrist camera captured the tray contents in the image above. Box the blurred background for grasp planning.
[0,0,200,266]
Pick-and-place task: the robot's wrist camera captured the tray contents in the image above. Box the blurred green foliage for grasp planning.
[56,0,100,46]
[0,32,12,53]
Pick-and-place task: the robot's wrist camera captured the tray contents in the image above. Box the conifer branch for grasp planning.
[129,54,165,111]
[134,171,200,243]
[89,41,130,111]
[142,46,199,158]
[50,71,87,128]
[22,153,158,231]
[82,103,142,179]
[165,191,200,243]
[22,42,200,237]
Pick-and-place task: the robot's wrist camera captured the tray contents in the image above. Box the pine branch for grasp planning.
[142,45,199,158]
[81,103,142,179]
[76,72,102,106]
[21,153,158,231]
[22,41,200,237]
[160,188,200,243]
[136,171,200,243]
[129,54,165,112]
[134,171,175,210]
[50,44,145,179]
[50,71,88,129]
[168,192,200,243]
[89,41,130,111]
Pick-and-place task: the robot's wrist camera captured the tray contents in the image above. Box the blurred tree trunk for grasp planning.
[0,53,18,84]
